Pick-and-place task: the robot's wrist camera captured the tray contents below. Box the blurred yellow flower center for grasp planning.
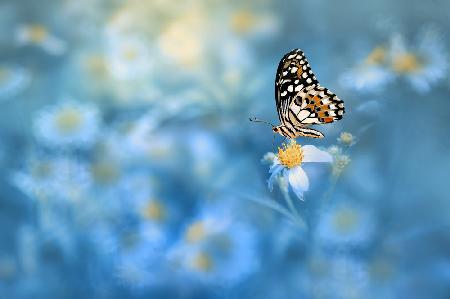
[0,68,10,83]
[186,221,206,243]
[142,200,166,222]
[85,55,108,76]
[392,53,422,74]
[31,162,52,178]
[369,259,394,280]
[277,141,303,168]
[122,48,138,61]
[339,132,354,145]
[27,25,48,43]
[91,161,120,184]
[192,251,213,272]
[159,16,203,67]
[0,257,16,280]
[231,11,256,33]
[55,108,82,133]
[332,208,360,233]
[365,46,386,65]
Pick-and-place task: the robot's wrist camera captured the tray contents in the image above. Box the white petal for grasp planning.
[302,145,333,163]
[288,166,309,199]
[269,159,282,173]
[268,164,284,191]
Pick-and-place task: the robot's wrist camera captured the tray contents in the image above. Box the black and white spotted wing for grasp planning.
[273,49,345,139]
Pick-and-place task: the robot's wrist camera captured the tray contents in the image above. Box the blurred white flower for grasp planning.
[157,11,207,69]
[327,146,351,177]
[33,101,101,148]
[0,64,30,100]
[228,9,280,38]
[168,207,259,286]
[15,24,67,55]
[114,226,167,288]
[307,254,369,299]
[340,46,394,92]
[12,155,92,202]
[106,36,153,81]
[387,28,448,93]
[267,140,333,200]
[316,203,374,247]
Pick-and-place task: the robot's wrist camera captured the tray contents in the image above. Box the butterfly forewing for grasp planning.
[275,49,319,125]
[274,49,345,138]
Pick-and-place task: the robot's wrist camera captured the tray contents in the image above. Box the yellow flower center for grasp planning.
[142,200,166,222]
[85,55,108,76]
[31,162,52,178]
[55,108,82,133]
[27,25,48,43]
[365,46,386,65]
[230,11,256,33]
[122,48,138,61]
[369,259,394,281]
[277,140,303,168]
[0,68,10,83]
[332,208,360,234]
[339,132,354,145]
[392,53,422,74]
[185,221,206,243]
[91,161,120,184]
[192,251,214,272]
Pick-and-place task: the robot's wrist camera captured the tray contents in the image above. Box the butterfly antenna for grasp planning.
[249,117,275,128]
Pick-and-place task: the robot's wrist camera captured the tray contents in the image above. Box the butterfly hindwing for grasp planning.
[290,85,345,125]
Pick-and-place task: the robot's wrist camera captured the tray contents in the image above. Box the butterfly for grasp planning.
[251,49,345,139]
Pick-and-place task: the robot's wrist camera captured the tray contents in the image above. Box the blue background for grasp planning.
[1,0,450,298]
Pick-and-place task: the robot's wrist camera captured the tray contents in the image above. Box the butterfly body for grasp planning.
[273,49,345,139]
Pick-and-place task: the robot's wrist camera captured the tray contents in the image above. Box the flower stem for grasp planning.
[282,191,307,229]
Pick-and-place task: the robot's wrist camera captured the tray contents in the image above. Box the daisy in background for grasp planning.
[105,35,153,81]
[167,206,259,286]
[0,64,31,100]
[11,154,92,202]
[33,100,101,149]
[340,45,395,92]
[387,27,448,93]
[267,140,333,200]
[15,24,67,55]
[305,253,369,299]
[326,145,351,178]
[315,202,375,248]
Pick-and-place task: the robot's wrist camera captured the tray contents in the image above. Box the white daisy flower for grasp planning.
[157,11,207,69]
[33,101,101,148]
[387,28,448,93]
[0,64,31,100]
[228,9,280,38]
[340,46,395,92]
[15,24,67,55]
[167,207,259,286]
[326,145,351,177]
[12,154,92,202]
[316,203,374,247]
[268,140,333,200]
[307,254,369,299]
[113,226,167,289]
[106,35,153,81]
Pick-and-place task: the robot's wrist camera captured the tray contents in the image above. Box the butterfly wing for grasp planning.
[290,85,345,125]
[275,49,319,126]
